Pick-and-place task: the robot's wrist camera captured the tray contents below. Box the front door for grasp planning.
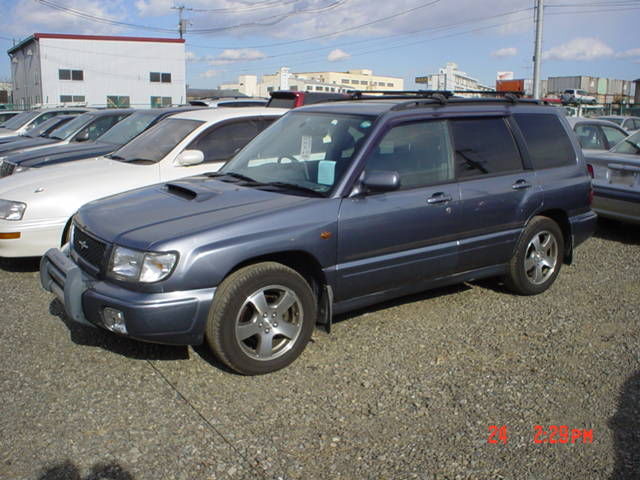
[336,119,461,301]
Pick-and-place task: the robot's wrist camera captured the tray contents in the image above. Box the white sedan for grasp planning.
[0,107,286,257]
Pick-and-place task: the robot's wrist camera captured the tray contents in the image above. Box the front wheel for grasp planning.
[206,262,317,375]
[504,216,564,295]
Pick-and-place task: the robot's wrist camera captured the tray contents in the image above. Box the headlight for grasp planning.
[108,245,177,283]
[0,199,27,221]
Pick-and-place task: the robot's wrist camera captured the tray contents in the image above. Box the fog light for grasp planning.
[102,307,127,334]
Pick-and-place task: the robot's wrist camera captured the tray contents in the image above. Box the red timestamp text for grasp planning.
[533,425,593,444]
[487,425,594,444]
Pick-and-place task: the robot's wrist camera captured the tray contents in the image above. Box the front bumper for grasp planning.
[40,247,216,345]
[0,217,67,258]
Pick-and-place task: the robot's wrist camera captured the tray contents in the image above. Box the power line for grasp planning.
[187,0,441,45]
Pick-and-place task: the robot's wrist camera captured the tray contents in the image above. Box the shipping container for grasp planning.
[607,78,625,95]
[496,79,524,92]
[597,78,608,95]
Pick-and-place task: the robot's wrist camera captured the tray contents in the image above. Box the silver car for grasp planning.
[566,117,629,153]
[586,131,640,224]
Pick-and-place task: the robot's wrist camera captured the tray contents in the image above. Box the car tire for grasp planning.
[205,262,317,375]
[504,216,564,296]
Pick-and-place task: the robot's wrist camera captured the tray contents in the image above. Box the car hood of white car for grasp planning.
[0,156,157,221]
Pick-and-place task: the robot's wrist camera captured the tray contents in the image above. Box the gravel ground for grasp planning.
[0,219,638,480]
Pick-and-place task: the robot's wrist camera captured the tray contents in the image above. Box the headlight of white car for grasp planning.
[107,245,178,283]
[0,199,27,220]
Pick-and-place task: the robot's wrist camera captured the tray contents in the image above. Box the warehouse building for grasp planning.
[219,67,403,97]
[415,62,492,94]
[546,76,634,104]
[8,33,186,109]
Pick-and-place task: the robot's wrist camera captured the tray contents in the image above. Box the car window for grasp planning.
[187,118,273,164]
[0,110,39,130]
[601,126,627,149]
[110,118,203,163]
[75,114,127,141]
[220,112,375,194]
[48,112,94,140]
[364,120,453,189]
[513,114,575,169]
[611,131,640,155]
[97,111,160,145]
[631,119,640,130]
[574,124,606,150]
[450,117,522,179]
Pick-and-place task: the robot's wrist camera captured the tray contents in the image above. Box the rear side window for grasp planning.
[601,126,626,149]
[513,114,575,169]
[450,118,523,179]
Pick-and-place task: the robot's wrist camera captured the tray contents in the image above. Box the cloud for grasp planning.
[327,48,350,62]
[616,48,640,58]
[200,69,220,78]
[491,47,517,58]
[185,51,200,62]
[135,0,173,17]
[542,37,614,61]
[208,48,266,65]
[3,0,127,36]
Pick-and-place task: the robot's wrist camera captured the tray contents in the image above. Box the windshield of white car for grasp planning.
[0,111,39,130]
[97,111,160,146]
[47,112,94,140]
[611,131,640,154]
[219,112,375,196]
[109,118,204,163]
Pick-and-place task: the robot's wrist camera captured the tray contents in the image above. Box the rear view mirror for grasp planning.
[75,130,90,142]
[176,149,205,166]
[362,170,401,192]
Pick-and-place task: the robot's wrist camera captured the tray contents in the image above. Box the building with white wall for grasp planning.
[415,62,491,94]
[8,33,186,108]
[220,67,404,97]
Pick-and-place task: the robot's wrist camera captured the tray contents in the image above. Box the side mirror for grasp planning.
[176,149,205,166]
[74,130,90,142]
[362,170,401,192]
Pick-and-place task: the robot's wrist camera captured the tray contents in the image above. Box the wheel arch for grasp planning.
[529,209,573,264]
[222,250,332,331]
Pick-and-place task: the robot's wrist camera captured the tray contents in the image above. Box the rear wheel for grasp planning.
[206,262,316,375]
[504,216,564,295]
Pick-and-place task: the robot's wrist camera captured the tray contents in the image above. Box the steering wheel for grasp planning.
[277,155,310,181]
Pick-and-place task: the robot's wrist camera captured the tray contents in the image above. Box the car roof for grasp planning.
[295,97,555,117]
[597,115,640,120]
[168,106,288,122]
[566,117,627,128]
[88,108,134,116]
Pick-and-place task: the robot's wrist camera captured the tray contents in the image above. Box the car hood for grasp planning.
[0,129,19,138]
[77,176,318,251]
[0,157,158,221]
[0,136,55,155]
[6,141,112,167]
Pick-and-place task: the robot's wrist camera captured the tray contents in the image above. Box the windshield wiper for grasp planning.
[207,171,262,184]
[259,181,325,196]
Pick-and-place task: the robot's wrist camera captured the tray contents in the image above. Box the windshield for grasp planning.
[219,112,375,195]
[611,131,640,155]
[97,111,160,145]
[110,118,203,163]
[47,112,94,140]
[600,117,623,126]
[25,116,70,138]
[0,110,39,130]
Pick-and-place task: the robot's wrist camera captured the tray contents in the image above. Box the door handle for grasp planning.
[512,179,531,190]
[427,192,452,204]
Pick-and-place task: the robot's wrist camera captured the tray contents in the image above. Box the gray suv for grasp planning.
[41,95,597,375]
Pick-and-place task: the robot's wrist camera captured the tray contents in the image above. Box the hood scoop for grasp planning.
[164,182,220,201]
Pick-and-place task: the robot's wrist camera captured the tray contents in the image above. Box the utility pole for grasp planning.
[532,0,544,99]
[171,4,191,39]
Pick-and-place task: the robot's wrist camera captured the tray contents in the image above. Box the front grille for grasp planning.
[73,227,108,270]
[0,161,15,177]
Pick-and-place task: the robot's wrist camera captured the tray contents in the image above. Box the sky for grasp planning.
[0,0,638,89]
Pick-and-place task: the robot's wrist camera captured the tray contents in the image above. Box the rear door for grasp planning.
[336,119,461,301]
[453,116,542,271]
